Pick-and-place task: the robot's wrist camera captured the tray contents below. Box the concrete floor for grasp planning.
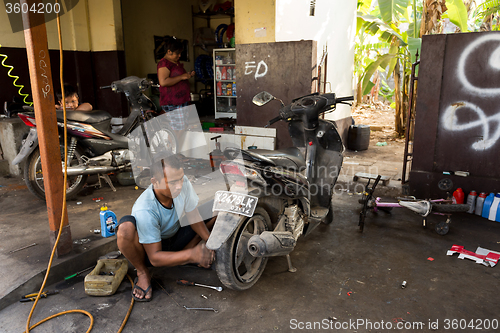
[1,142,500,332]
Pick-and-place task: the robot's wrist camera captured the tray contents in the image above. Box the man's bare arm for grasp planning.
[143,241,211,268]
[185,208,210,241]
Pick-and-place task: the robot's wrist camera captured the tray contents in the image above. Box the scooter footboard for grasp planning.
[206,211,246,251]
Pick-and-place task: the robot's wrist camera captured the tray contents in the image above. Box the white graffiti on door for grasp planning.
[442,101,500,150]
[443,35,500,150]
[244,60,268,79]
[457,34,500,96]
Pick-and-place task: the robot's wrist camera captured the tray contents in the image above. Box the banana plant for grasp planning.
[473,0,500,30]
[356,0,471,136]
[357,0,420,135]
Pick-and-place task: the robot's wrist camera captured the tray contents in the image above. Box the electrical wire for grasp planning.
[0,44,33,106]
[23,3,135,332]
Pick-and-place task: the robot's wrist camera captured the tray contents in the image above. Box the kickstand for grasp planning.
[358,175,382,232]
[286,254,297,273]
[98,173,117,192]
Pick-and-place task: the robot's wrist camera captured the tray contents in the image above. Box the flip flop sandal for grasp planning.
[132,277,153,302]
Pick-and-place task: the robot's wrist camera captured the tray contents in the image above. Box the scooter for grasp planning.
[12,76,177,200]
[207,91,353,290]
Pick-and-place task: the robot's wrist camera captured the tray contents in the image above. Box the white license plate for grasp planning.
[212,191,258,217]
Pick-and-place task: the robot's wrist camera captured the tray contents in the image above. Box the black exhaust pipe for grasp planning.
[248,231,296,257]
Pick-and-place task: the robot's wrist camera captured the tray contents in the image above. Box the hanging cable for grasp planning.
[0,44,33,105]
[23,2,135,332]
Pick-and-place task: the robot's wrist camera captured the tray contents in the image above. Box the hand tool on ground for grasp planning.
[64,266,93,280]
[184,306,218,312]
[20,290,59,302]
[176,279,223,292]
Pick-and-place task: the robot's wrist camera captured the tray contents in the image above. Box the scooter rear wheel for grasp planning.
[24,146,88,201]
[215,207,271,290]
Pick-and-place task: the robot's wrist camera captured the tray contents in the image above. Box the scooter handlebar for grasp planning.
[336,96,354,103]
[265,115,282,127]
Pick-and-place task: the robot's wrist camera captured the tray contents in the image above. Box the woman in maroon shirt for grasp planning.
[157,37,195,138]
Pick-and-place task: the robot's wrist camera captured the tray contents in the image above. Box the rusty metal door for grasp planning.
[411,32,500,198]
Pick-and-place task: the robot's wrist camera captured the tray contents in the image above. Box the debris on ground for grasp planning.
[447,244,500,267]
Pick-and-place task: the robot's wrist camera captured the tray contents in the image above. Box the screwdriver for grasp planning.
[176,279,223,292]
[64,266,93,280]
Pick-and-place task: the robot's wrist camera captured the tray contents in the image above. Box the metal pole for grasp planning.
[21,0,72,256]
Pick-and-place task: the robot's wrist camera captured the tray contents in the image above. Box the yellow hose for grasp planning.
[0,44,33,106]
[23,3,134,332]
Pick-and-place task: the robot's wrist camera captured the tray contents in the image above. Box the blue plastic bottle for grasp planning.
[491,193,500,222]
[481,193,495,219]
[100,205,117,238]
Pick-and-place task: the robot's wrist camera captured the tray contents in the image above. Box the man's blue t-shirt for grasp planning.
[132,175,199,244]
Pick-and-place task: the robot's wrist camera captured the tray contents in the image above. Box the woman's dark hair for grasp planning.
[166,37,184,54]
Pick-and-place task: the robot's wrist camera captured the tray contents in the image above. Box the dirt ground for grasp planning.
[351,101,405,145]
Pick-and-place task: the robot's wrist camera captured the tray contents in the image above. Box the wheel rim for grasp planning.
[233,214,268,284]
[149,129,177,155]
[32,149,84,194]
[436,222,449,235]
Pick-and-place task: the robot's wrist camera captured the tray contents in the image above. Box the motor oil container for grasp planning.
[488,193,500,221]
[466,190,477,213]
[475,192,487,216]
[481,193,495,218]
[452,188,464,204]
[347,125,370,151]
[100,205,117,238]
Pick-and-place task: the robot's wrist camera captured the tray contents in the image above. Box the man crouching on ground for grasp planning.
[116,154,215,301]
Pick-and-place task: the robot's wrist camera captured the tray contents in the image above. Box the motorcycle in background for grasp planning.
[208,91,353,290]
[12,76,177,200]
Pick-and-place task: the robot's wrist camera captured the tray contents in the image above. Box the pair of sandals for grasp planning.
[132,277,153,302]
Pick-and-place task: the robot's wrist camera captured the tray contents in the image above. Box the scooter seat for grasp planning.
[251,147,305,170]
[56,110,112,124]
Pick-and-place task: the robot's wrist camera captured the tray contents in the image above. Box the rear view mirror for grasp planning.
[252,91,275,106]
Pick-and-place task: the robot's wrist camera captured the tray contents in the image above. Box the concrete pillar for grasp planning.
[0,118,30,176]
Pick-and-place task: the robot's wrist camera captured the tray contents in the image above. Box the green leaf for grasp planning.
[358,14,406,43]
[407,37,422,64]
[379,0,411,23]
[361,54,397,95]
[445,0,469,32]
[390,101,396,108]
[387,43,400,77]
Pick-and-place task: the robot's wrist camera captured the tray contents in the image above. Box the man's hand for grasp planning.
[190,243,215,268]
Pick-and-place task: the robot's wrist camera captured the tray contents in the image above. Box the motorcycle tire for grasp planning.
[214,207,271,290]
[431,203,469,213]
[24,146,88,201]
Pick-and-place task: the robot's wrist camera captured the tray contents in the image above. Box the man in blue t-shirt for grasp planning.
[116,154,214,302]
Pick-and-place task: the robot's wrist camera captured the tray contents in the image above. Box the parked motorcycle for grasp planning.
[12,76,177,200]
[207,91,353,290]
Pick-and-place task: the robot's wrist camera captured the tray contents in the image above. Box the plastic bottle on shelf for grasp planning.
[216,81,222,96]
[100,204,117,238]
[475,192,487,215]
[221,66,227,80]
[488,193,500,221]
[216,66,222,80]
[466,190,477,213]
[481,193,495,218]
[452,188,464,204]
[232,83,236,96]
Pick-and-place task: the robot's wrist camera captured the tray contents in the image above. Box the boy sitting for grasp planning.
[56,84,93,111]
